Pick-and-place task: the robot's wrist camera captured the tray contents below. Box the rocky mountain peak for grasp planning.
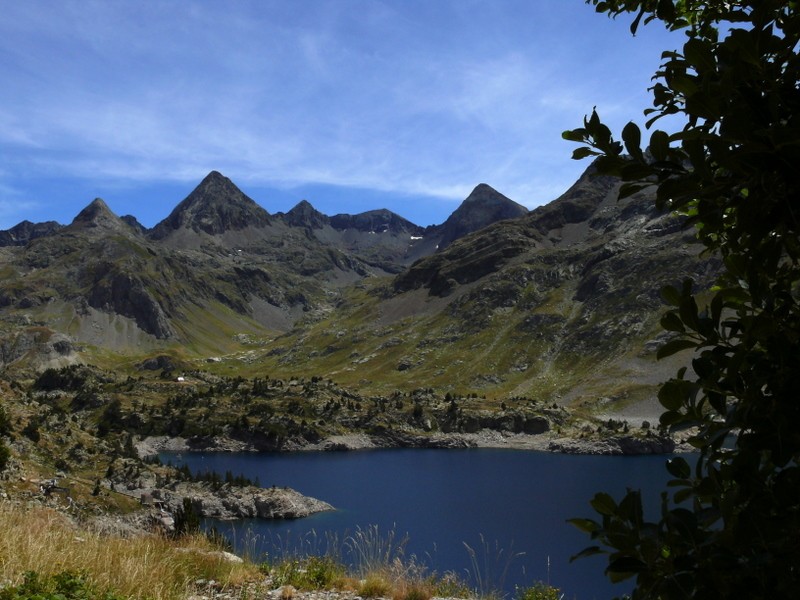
[437,184,528,249]
[69,198,129,232]
[0,219,62,247]
[282,200,329,229]
[330,209,423,235]
[465,183,506,202]
[151,170,270,238]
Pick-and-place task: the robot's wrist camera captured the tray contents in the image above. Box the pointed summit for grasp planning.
[437,184,528,249]
[69,198,128,231]
[152,171,270,238]
[283,199,329,229]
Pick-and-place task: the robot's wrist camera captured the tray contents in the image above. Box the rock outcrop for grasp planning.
[547,434,677,455]
[86,271,173,339]
[0,328,77,369]
[157,482,334,520]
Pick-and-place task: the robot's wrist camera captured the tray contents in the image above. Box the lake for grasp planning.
[161,448,678,600]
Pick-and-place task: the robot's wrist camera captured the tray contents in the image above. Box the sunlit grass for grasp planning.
[0,502,262,600]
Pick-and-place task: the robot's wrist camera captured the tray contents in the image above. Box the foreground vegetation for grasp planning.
[0,501,561,600]
[0,502,259,600]
[566,0,800,597]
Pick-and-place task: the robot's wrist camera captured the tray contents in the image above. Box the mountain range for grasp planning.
[0,167,718,413]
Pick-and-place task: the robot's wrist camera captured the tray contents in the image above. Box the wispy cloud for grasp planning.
[0,0,683,227]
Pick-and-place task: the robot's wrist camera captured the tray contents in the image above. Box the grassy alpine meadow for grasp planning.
[0,501,262,600]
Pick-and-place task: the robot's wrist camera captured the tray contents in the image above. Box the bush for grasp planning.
[21,420,40,443]
[33,366,91,392]
[358,573,392,598]
[394,582,432,600]
[0,442,10,473]
[0,570,126,600]
[270,556,345,590]
[515,582,562,600]
[172,497,201,537]
[0,404,11,437]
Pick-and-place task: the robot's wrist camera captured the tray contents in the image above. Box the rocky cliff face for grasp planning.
[86,270,174,339]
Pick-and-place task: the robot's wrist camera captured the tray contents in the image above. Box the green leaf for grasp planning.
[622,122,643,159]
[561,128,587,142]
[658,382,686,411]
[684,38,716,74]
[660,311,685,332]
[607,556,645,576]
[618,182,651,199]
[649,129,670,161]
[618,490,643,525]
[571,146,598,160]
[567,518,600,534]
[666,457,691,479]
[660,285,682,307]
[590,492,618,516]
[656,0,675,22]
[657,338,696,359]
[678,295,700,331]
[668,73,699,96]
[673,487,694,504]
[570,545,604,562]
[619,161,655,180]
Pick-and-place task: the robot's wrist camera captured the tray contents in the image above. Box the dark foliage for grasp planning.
[565,1,800,598]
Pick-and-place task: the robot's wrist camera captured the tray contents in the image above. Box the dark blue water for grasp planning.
[162,449,677,600]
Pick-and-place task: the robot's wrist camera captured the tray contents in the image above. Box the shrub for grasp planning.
[0,570,126,600]
[172,497,201,537]
[21,420,40,443]
[0,442,10,473]
[393,582,432,600]
[270,556,345,590]
[0,404,11,437]
[515,582,562,600]
[358,573,392,598]
[33,365,91,392]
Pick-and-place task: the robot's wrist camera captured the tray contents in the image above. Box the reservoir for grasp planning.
[162,448,677,600]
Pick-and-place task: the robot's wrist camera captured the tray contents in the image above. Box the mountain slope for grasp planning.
[243,168,718,412]
[0,166,718,417]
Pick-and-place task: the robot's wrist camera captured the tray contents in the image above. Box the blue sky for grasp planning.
[0,0,683,229]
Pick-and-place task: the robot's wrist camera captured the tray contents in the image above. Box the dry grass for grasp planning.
[0,501,262,600]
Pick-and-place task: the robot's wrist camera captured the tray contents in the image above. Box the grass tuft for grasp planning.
[0,502,262,600]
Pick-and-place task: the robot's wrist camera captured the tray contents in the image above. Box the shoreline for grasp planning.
[136,427,686,459]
